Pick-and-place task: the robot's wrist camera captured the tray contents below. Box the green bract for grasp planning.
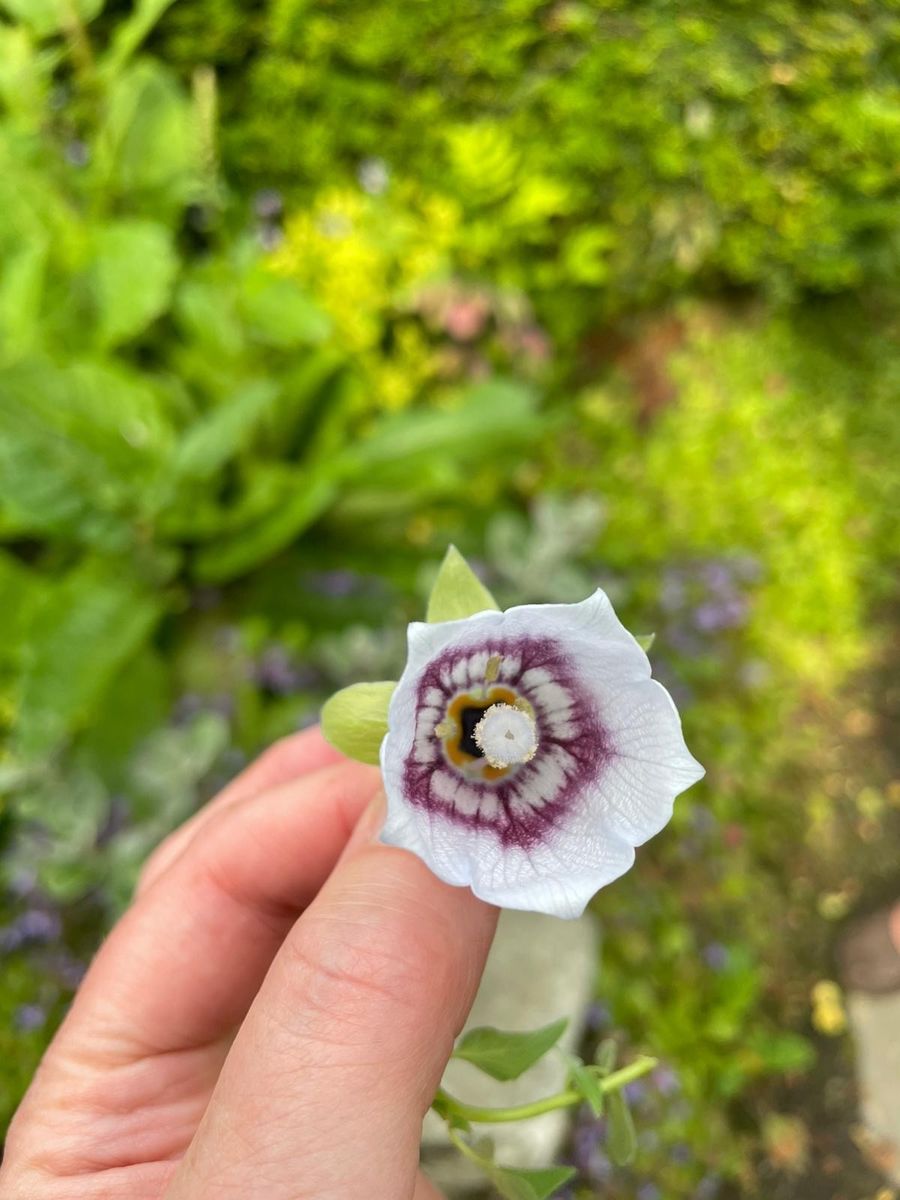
[320,546,499,763]
[319,681,395,767]
[425,544,500,623]
[320,546,657,765]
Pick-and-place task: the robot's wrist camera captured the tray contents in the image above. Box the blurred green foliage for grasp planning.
[1,2,900,1197]
[152,0,900,330]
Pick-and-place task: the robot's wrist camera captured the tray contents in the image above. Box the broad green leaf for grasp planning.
[635,632,656,652]
[0,0,103,37]
[14,559,163,759]
[192,472,338,582]
[427,545,499,623]
[489,1164,577,1200]
[606,1089,637,1166]
[239,270,332,347]
[96,61,194,207]
[174,275,244,359]
[88,219,178,347]
[320,681,395,765]
[171,381,279,480]
[0,234,47,363]
[0,551,37,673]
[101,0,178,79]
[453,1018,568,1082]
[569,1058,604,1116]
[335,380,540,476]
[0,358,173,543]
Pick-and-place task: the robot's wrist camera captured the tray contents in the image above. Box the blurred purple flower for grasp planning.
[253,189,283,220]
[695,1174,722,1200]
[14,1004,47,1032]
[671,1141,692,1163]
[624,1079,647,1106]
[2,909,61,952]
[310,569,361,598]
[702,942,730,971]
[652,1063,681,1096]
[638,1184,662,1200]
[572,1120,602,1173]
[693,597,748,633]
[584,999,612,1031]
[255,646,304,695]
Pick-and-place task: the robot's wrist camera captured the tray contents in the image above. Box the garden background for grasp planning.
[1,1,900,1197]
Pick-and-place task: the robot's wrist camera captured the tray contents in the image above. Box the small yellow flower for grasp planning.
[811,980,847,1036]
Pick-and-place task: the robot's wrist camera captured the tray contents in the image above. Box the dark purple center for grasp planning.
[402,635,614,849]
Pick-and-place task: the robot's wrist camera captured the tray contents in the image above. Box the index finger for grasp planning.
[166,808,498,1200]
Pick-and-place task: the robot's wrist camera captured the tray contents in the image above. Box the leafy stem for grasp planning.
[434,1054,657,1124]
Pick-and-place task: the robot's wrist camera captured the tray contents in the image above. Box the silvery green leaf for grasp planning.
[452,1018,568,1081]
[321,681,395,765]
[489,1164,577,1200]
[426,545,500,623]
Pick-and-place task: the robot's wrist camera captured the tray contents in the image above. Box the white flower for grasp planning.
[379,589,704,918]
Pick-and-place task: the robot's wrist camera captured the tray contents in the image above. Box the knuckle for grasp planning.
[282,916,438,1028]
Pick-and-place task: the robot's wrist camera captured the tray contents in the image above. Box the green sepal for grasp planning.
[452,1018,568,1081]
[426,545,500,623]
[635,632,656,652]
[320,680,396,765]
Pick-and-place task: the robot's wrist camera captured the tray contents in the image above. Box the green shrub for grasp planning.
[151,0,900,332]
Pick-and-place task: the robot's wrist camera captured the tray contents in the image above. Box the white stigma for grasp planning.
[473,703,538,769]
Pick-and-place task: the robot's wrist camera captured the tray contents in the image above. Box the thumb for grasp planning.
[165,795,498,1200]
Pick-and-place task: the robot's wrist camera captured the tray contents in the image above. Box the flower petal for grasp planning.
[379,586,704,917]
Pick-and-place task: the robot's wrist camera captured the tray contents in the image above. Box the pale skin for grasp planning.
[0,728,498,1200]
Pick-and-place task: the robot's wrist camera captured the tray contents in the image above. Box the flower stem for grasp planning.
[435,1055,657,1124]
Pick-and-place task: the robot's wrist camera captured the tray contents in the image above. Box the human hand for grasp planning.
[1,728,498,1200]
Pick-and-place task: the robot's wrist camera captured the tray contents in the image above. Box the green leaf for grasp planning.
[239,270,332,347]
[191,472,338,582]
[594,1037,617,1075]
[100,0,178,79]
[0,358,165,548]
[88,219,178,348]
[171,381,279,480]
[96,61,195,207]
[335,380,541,476]
[0,234,47,363]
[14,559,163,759]
[635,632,656,652]
[426,545,500,623]
[453,1018,568,1082]
[489,1165,577,1200]
[320,681,395,765]
[0,0,103,37]
[606,1089,637,1166]
[569,1058,604,1117]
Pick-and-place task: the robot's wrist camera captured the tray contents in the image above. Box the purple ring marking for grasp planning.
[402,635,614,849]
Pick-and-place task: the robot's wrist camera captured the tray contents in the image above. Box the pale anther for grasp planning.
[473,703,538,769]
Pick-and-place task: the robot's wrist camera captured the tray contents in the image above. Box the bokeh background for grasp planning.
[2,1,900,1196]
